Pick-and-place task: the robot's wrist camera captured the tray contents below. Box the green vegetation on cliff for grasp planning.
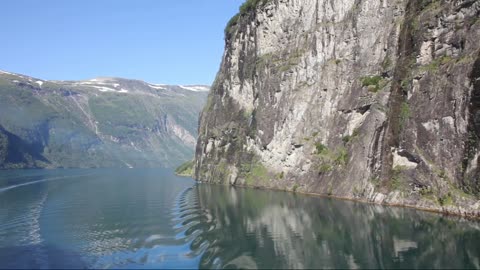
[175,160,195,177]
[225,0,272,36]
[361,75,385,92]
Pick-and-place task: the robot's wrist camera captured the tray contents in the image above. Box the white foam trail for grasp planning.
[0,173,93,193]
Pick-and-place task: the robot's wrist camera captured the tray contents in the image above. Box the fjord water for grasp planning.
[0,169,479,269]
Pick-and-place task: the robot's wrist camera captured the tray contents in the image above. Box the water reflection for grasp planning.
[193,184,480,269]
[0,169,199,269]
[0,244,86,269]
[0,169,479,269]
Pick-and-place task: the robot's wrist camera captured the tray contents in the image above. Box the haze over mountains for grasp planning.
[0,70,208,169]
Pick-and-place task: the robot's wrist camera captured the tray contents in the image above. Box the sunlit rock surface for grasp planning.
[195,0,480,216]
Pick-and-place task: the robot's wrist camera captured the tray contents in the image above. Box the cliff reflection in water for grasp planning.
[1,169,479,269]
[193,183,480,269]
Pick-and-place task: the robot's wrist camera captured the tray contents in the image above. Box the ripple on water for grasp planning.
[87,185,213,268]
[3,169,480,269]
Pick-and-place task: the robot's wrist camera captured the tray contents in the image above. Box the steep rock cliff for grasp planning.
[195,0,480,217]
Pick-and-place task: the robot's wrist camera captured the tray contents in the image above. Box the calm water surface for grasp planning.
[0,169,479,269]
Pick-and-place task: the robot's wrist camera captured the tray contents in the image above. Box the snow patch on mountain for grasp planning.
[148,84,166,90]
[90,86,117,92]
[0,70,15,75]
[179,85,210,92]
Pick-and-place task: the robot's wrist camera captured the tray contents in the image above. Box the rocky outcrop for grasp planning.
[195,0,480,217]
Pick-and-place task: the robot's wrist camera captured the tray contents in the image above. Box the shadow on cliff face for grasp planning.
[192,184,480,269]
[0,124,50,168]
[463,52,480,194]
[0,244,86,269]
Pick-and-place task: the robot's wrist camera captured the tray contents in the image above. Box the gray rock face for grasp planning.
[195,0,480,217]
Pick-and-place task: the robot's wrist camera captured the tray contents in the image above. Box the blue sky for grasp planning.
[0,0,244,85]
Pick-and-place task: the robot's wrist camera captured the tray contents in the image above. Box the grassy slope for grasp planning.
[175,160,194,177]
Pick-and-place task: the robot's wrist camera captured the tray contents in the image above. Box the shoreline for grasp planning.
[175,173,194,178]
[196,180,480,221]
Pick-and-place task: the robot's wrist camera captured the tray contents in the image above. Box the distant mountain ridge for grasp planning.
[0,70,208,169]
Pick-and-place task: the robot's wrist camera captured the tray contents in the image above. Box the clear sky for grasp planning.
[0,0,244,85]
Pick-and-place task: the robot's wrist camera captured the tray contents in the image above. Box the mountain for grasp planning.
[194,0,480,217]
[0,70,208,169]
